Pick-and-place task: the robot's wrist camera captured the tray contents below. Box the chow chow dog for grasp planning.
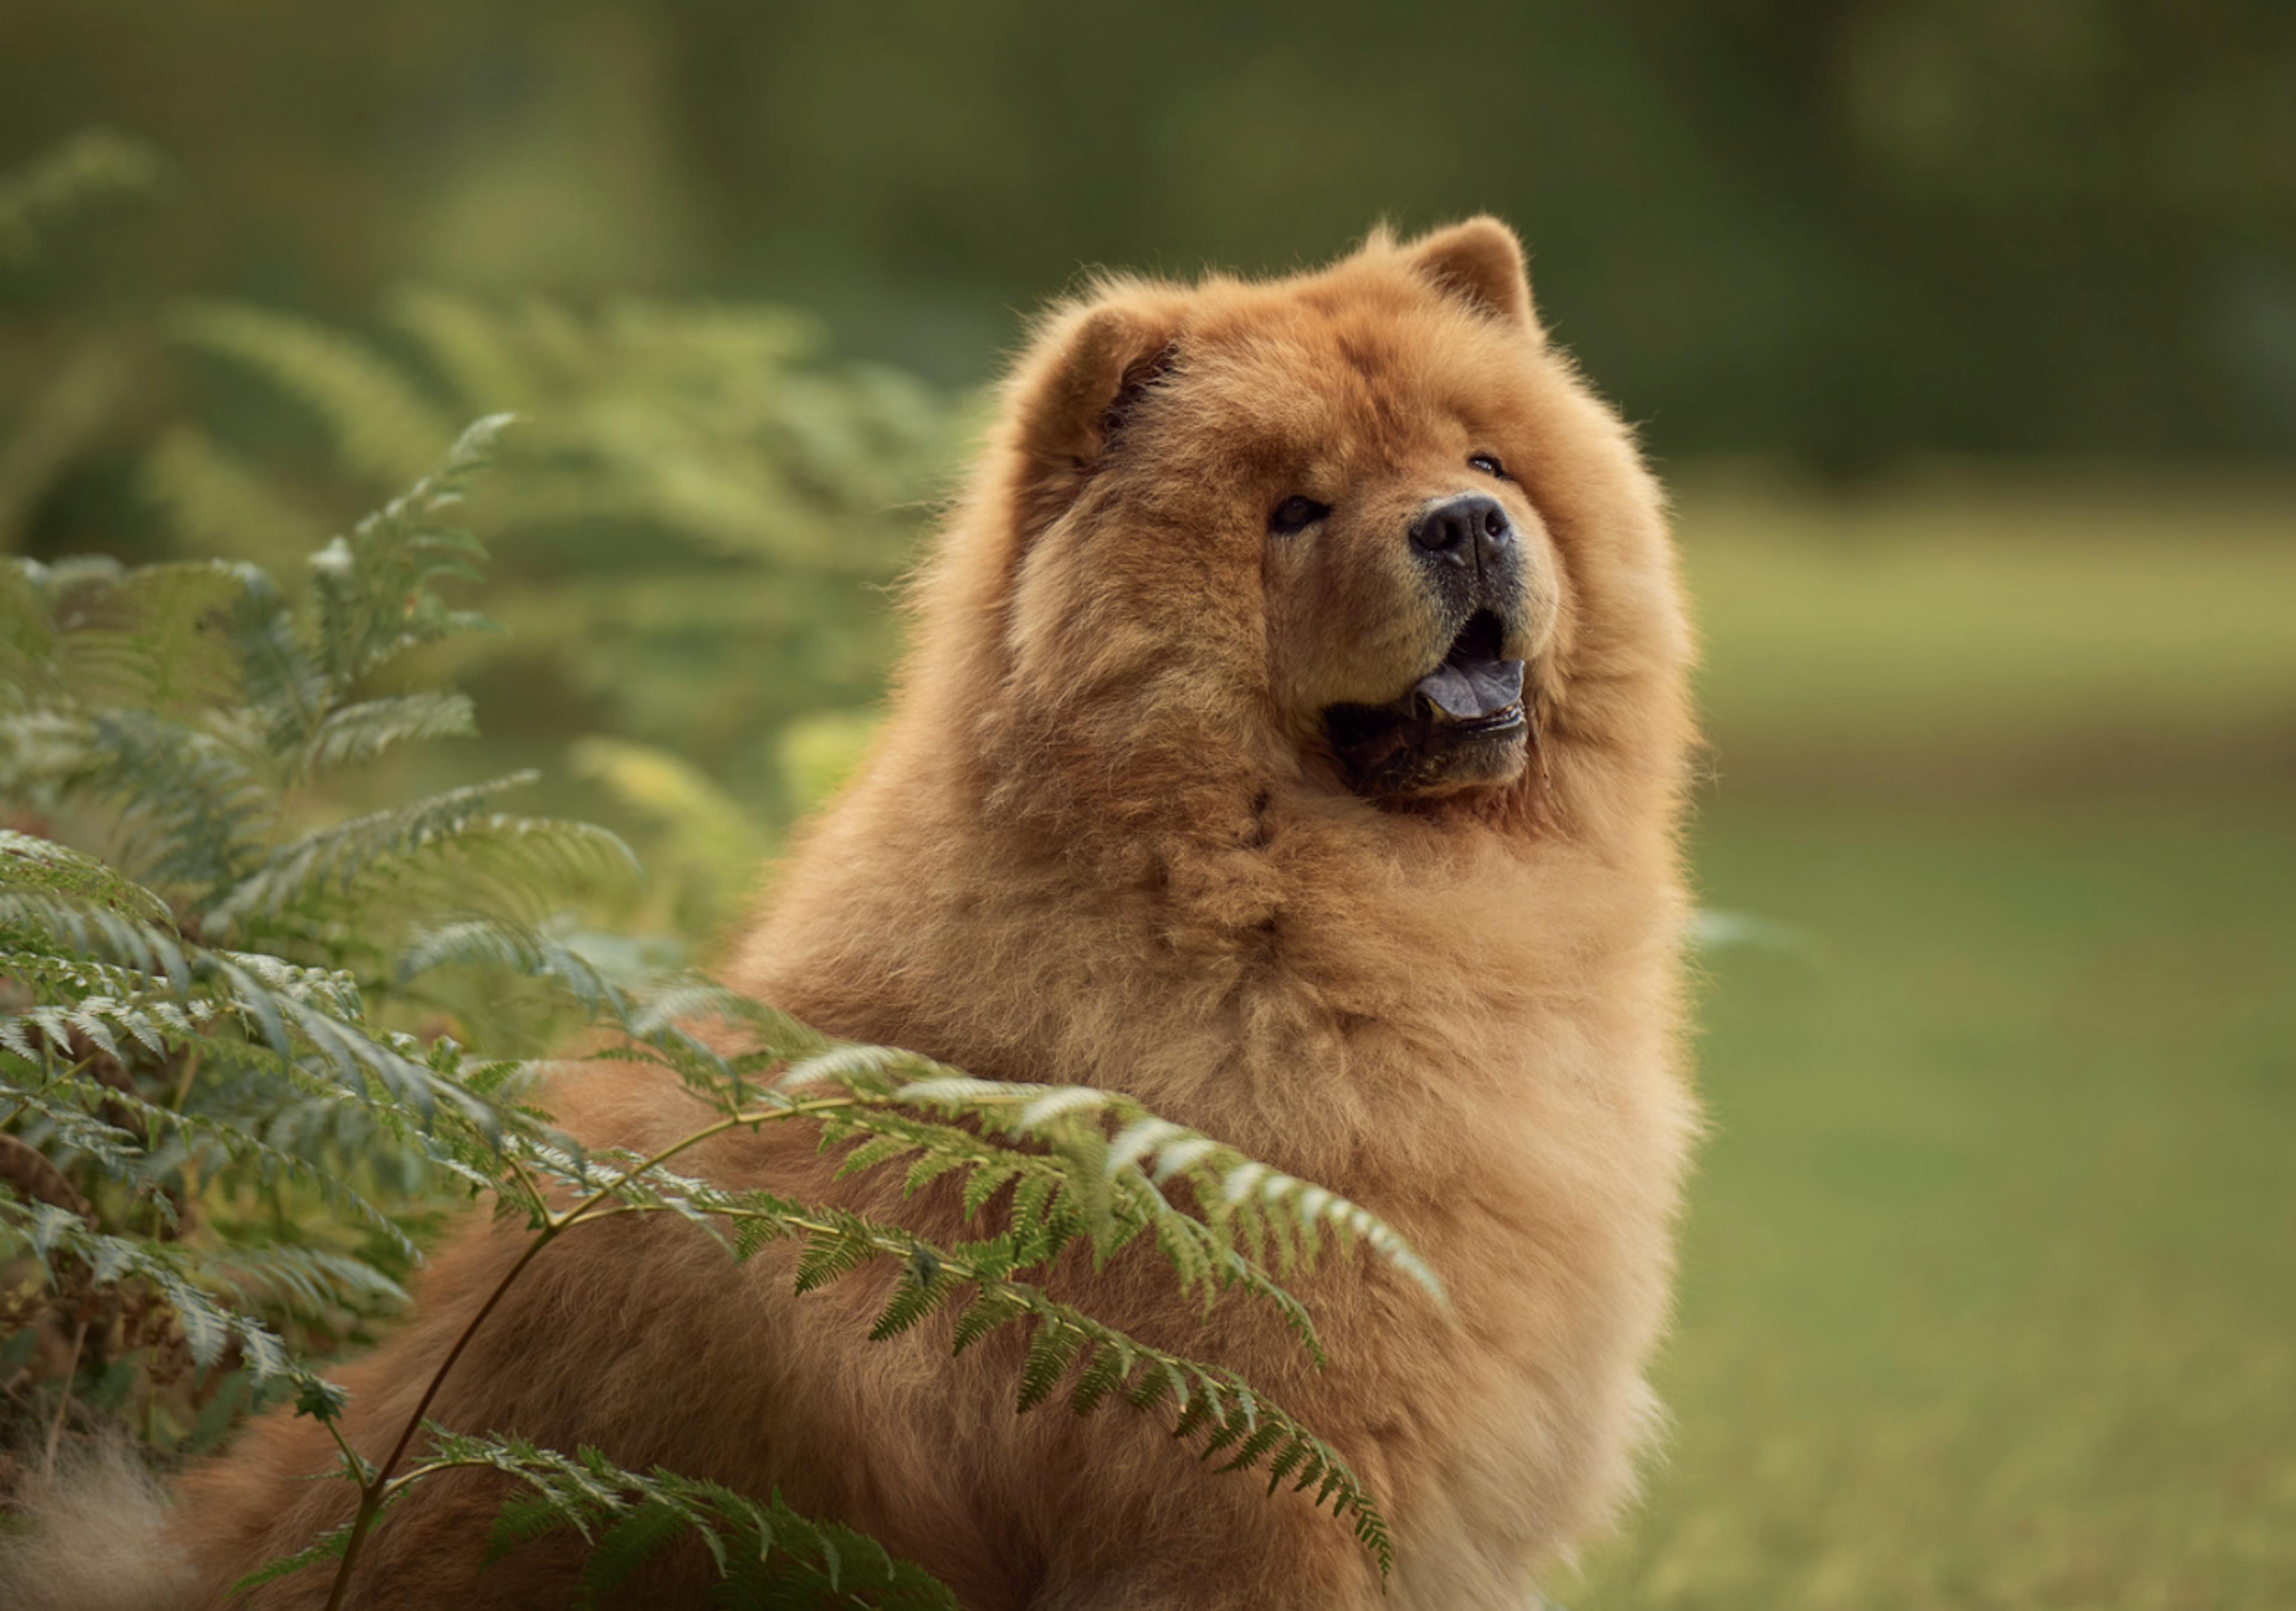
[12,218,1696,1609]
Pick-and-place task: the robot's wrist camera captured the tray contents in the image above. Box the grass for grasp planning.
[1551,470,2296,1610]
[1674,470,2296,778]
[1568,798,2296,1609]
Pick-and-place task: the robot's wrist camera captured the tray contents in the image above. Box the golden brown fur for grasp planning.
[19,219,1697,1609]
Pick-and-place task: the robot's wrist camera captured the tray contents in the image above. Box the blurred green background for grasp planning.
[2,4,2291,1606]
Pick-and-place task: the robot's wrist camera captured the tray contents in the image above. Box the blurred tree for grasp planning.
[3,0,2291,467]
[1,130,966,953]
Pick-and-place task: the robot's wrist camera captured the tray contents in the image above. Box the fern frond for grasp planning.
[411,1425,957,1610]
[768,1049,1441,1334]
[0,707,90,800]
[0,827,175,926]
[0,1038,418,1252]
[865,1253,961,1341]
[792,1212,889,1295]
[538,1036,1347,1362]
[0,1194,322,1392]
[582,1498,689,1599]
[1015,1317,1088,1413]
[207,772,636,934]
[303,692,476,775]
[516,1150,1395,1575]
[204,1240,408,1320]
[225,1523,353,1595]
[0,883,191,987]
[874,1072,1447,1307]
[0,884,497,1130]
[483,1493,568,1568]
[0,556,51,686]
[172,302,457,486]
[599,979,833,1105]
[0,1064,144,1171]
[138,423,319,567]
[568,735,768,880]
[386,287,546,412]
[395,914,633,1019]
[0,128,159,264]
[74,710,270,894]
[38,559,255,716]
[306,413,510,687]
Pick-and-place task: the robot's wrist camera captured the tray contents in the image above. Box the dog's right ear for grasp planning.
[1004,292,1181,535]
[1403,216,1542,337]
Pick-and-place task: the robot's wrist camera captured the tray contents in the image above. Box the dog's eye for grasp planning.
[1268,495,1330,535]
[1468,453,1507,479]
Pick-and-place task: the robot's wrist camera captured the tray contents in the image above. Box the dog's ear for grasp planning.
[1404,216,1541,334]
[1005,292,1182,534]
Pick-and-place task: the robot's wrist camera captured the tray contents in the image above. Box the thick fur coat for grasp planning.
[12,219,1697,1609]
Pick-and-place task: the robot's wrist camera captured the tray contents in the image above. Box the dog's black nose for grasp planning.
[1410,493,1512,569]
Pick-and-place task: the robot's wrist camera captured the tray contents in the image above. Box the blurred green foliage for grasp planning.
[2,1,2294,468]
[1677,470,2296,788]
[155,292,962,857]
[1,130,966,941]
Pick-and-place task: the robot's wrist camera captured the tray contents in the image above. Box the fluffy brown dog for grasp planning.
[20,218,1697,1609]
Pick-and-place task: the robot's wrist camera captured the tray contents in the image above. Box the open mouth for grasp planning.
[1324,610,1528,794]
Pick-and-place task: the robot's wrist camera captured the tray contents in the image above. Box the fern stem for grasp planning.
[2,1052,95,1131]
[579,1194,1391,1567]
[320,1224,558,1611]
[165,1047,201,1112]
[41,1316,88,1476]
[316,1095,846,1608]
[500,1150,545,1219]
[381,1455,490,1493]
[321,1485,387,1611]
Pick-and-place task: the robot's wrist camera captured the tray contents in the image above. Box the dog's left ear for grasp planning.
[1405,216,1541,335]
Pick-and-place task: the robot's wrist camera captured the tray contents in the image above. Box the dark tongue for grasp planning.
[1413,650,1525,722]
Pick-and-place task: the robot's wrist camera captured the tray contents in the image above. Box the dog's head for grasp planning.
[966,218,1686,826]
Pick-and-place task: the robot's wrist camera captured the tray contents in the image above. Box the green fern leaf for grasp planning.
[947,1289,1022,1356]
[579,1497,689,1603]
[1014,1319,1085,1413]
[207,772,635,931]
[80,710,271,894]
[41,559,252,715]
[483,1493,568,1568]
[0,128,158,265]
[225,1523,352,1596]
[0,828,174,926]
[1067,1338,1136,1416]
[958,1160,1017,1219]
[173,302,457,487]
[139,424,317,567]
[865,1262,957,1342]
[829,1132,915,1181]
[304,692,476,774]
[790,1220,879,1295]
